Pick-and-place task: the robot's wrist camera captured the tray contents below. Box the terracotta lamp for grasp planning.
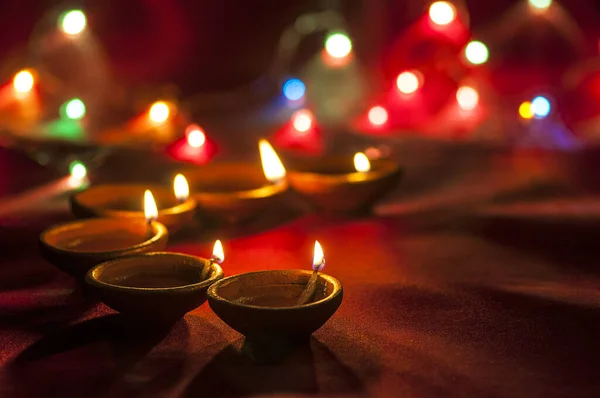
[40,192,168,279]
[288,152,402,213]
[208,241,342,343]
[85,242,224,326]
[70,174,196,232]
[183,139,288,223]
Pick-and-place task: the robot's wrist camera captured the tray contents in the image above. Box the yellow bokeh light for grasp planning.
[13,70,34,93]
[149,101,170,124]
[519,101,534,119]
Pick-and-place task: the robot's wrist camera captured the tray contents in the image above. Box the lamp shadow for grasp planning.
[7,314,195,398]
[184,337,364,397]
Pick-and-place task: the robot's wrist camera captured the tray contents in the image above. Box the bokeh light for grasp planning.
[531,96,551,118]
[63,98,86,120]
[465,41,489,65]
[69,161,87,180]
[283,78,306,101]
[519,101,534,119]
[396,71,421,94]
[13,70,34,93]
[456,86,479,111]
[60,10,87,35]
[185,124,206,148]
[368,106,389,126]
[325,33,352,58]
[292,109,313,133]
[149,101,170,123]
[529,0,552,10]
[429,2,456,26]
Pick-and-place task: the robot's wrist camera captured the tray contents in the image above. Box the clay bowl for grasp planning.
[287,157,402,213]
[85,252,223,325]
[183,163,288,223]
[70,184,196,232]
[39,218,168,279]
[207,270,343,342]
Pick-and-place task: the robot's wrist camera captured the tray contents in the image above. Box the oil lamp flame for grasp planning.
[144,190,158,222]
[259,139,286,183]
[212,240,224,264]
[313,240,325,272]
[354,152,371,173]
[174,174,189,201]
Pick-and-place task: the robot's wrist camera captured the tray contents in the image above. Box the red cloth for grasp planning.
[1,145,600,397]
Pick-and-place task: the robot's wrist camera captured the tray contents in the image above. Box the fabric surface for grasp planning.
[0,144,600,398]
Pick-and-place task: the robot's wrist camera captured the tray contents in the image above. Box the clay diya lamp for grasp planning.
[183,140,288,223]
[70,174,196,232]
[85,242,225,326]
[287,152,402,213]
[208,241,343,344]
[39,210,168,279]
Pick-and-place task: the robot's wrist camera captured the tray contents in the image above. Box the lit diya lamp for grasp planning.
[70,173,196,232]
[85,240,224,325]
[183,139,288,223]
[287,151,402,213]
[39,190,168,279]
[207,241,342,343]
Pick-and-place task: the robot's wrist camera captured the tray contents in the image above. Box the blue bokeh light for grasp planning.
[531,96,551,118]
[283,78,306,101]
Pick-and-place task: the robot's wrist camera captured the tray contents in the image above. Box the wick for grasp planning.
[202,256,220,280]
[297,268,320,306]
[146,219,155,240]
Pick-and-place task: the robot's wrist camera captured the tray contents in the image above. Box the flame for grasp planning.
[259,139,286,183]
[354,152,371,173]
[313,240,325,271]
[212,240,224,264]
[144,190,158,222]
[174,174,189,201]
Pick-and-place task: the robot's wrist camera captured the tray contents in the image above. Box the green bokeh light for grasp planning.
[62,98,86,120]
[60,10,87,35]
[325,33,352,58]
[69,161,87,179]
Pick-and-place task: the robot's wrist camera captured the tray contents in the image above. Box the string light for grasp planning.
[528,0,552,11]
[60,10,87,35]
[185,124,206,148]
[149,101,170,123]
[69,161,87,180]
[465,41,489,65]
[531,96,551,118]
[428,2,456,26]
[456,86,479,111]
[292,109,313,133]
[13,70,34,93]
[283,78,306,101]
[519,101,534,119]
[325,33,352,58]
[368,106,389,126]
[62,98,86,120]
[396,71,421,94]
